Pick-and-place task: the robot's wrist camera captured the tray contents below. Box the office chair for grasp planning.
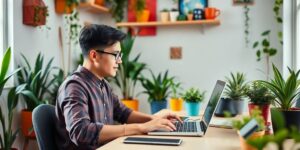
[32,104,58,150]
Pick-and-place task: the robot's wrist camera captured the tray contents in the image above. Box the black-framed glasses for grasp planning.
[95,50,123,61]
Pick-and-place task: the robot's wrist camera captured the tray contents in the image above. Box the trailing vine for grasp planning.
[244,5,250,47]
[273,0,283,45]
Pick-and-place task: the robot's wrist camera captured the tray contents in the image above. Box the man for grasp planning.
[55,24,181,149]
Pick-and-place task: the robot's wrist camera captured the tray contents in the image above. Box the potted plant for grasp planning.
[224,72,248,115]
[187,10,193,21]
[133,0,150,22]
[140,70,174,114]
[182,88,205,116]
[0,47,23,150]
[169,8,179,22]
[17,53,58,138]
[160,8,169,22]
[23,0,48,26]
[246,81,274,125]
[177,14,187,21]
[107,0,127,22]
[258,64,300,133]
[55,0,78,14]
[232,109,265,150]
[169,80,183,111]
[109,34,146,111]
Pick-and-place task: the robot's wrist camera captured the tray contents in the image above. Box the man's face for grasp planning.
[92,42,122,78]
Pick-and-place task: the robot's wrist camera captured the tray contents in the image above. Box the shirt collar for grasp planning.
[77,66,104,88]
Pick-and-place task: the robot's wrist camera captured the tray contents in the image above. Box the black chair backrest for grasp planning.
[32,104,58,150]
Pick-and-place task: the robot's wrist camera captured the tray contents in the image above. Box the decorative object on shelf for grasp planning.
[179,0,208,15]
[177,14,187,21]
[204,7,220,20]
[55,0,78,14]
[169,8,179,22]
[187,10,193,21]
[131,0,150,22]
[23,0,48,26]
[94,0,105,6]
[160,9,169,22]
[182,87,205,116]
[252,30,277,81]
[193,8,204,20]
[107,0,127,22]
[127,0,157,36]
[140,70,174,114]
[233,0,254,5]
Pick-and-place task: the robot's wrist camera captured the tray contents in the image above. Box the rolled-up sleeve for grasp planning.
[112,93,133,123]
[61,82,103,146]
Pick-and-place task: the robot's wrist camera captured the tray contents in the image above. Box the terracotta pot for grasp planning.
[169,98,183,111]
[239,130,265,150]
[55,0,76,14]
[248,103,270,125]
[94,0,105,6]
[122,99,139,111]
[187,14,193,21]
[160,12,169,22]
[21,109,35,138]
[136,9,150,22]
[23,0,47,26]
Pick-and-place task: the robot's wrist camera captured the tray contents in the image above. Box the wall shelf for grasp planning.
[79,2,109,13]
[116,20,221,27]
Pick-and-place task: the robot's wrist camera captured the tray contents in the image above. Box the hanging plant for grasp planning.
[273,0,283,45]
[253,30,277,81]
[244,5,250,47]
[55,0,78,14]
[106,0,128,22]
[23,0,48,26]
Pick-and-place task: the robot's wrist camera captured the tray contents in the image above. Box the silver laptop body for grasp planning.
[148,80,226,136]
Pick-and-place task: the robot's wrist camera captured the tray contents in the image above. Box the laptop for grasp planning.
[148,80,226,136]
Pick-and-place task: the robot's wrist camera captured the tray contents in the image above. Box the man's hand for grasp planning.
[153,110,183,123]
[139,118,176,133]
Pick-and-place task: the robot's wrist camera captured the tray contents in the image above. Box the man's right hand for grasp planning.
[139,118,177,133]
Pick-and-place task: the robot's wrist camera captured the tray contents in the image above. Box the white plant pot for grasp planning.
[169,11,179,22]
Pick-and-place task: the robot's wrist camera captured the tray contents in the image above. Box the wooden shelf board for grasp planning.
[79,2,109,13]
[116,20,221,27]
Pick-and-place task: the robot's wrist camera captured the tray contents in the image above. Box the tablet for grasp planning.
[123,137,182,146]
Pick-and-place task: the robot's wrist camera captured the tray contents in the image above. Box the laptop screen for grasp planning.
[201,80,226,132]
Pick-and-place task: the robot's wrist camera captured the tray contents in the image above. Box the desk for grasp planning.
[98,127,241,150]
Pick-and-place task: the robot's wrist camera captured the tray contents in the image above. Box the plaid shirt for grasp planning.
[55,66,132,150]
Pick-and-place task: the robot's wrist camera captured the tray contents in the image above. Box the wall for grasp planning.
[7,0,282,149]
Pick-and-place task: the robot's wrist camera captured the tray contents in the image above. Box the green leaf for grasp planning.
[261,30,270,36]
[262,39,270,47]
[253,41,259,49]
[0,47,11,82]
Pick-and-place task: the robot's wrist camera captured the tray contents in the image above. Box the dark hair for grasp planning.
[79,24,126,56]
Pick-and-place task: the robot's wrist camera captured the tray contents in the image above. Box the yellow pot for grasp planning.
[239,130,265,150]
[169,98,183,111]
[136,9,150,22]
[122,99,139,111]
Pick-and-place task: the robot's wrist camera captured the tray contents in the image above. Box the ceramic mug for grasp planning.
[204,7,220,19]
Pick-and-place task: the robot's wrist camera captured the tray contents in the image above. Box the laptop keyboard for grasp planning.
[173,121,198,132]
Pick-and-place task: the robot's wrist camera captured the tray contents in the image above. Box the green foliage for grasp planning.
[247,109,300,150]
[188,10,193,14]
[49,68,65,105]
[244,6,250,47]
[65,10,81,45]
[161,8,169,12]
[224,72,248,101]
[177,14,187,21]
[257,64,300,110]
[232,109,265,132]
[110,34,146,100]
[170,80,182,99]
[182,87,205,103]
[17,53,59,111]
[253,30,277,61]
[273,0,283,45]
[0,47,24,150]
[246,81,274,105]
[107,0,127,22]
[135,0,146,12]
[140,70,174,102]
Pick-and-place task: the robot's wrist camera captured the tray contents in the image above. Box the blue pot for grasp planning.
[185,102,201,116]
[150,101,167,114]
